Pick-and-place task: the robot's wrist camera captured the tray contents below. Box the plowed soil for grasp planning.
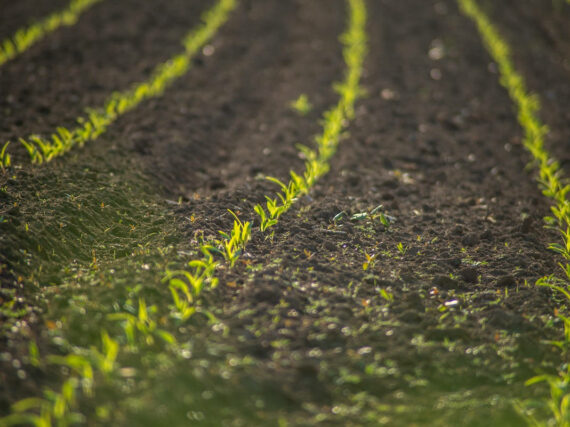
[1,0,569,425]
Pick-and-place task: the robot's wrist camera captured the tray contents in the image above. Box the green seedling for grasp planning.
[333,211,348,223]
[351,212,368,221]
[379,288,394,303]
[290,94,313,115]
[536,275,570,352]
[371,204,396,228]
[28,341,40,368]
[107,299,175,347]
[334,205,395,228]
[522,366,570,426]
[362,252,376,271]
[217,210,252,265]
[254,204,278,232]
[396,242,407,255]
[0,141,10,171]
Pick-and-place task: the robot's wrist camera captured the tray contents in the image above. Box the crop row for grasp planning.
[0,0,237,168]
[0,0,103,68]
[0,0,368,424]
[458,0,570,423]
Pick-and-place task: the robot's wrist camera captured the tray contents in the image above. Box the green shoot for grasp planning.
[362,252,376,271]
[379,288,394,303]
[290,94,313,115]
[396,242,407,255]
[0,141,11,172]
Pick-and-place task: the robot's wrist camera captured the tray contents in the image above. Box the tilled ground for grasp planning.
[0,0,569,425]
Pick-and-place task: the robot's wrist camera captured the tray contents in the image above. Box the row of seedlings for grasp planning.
[458,0,570,424]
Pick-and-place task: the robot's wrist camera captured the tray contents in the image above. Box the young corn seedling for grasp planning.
[362,252,376,271]
[0,142,10,172]
[254,203,278,232]
[254,176,302,231]
[290,94,313,115]
[91,331,120,377]
[536,276,570,352]
[215,210,252,266]
[379,288,394,303]
[522,366,570,426]
[1,377,84,426]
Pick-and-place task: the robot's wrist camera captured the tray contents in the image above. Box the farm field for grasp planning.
[0,0,569,425]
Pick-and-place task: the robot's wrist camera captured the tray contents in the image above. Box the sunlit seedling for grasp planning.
[290,94,313,115]
[378,288,394,303]
[362,252,376,271]
[0,141,10,171]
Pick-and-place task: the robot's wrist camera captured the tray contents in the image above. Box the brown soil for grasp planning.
[1,0,569,425]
